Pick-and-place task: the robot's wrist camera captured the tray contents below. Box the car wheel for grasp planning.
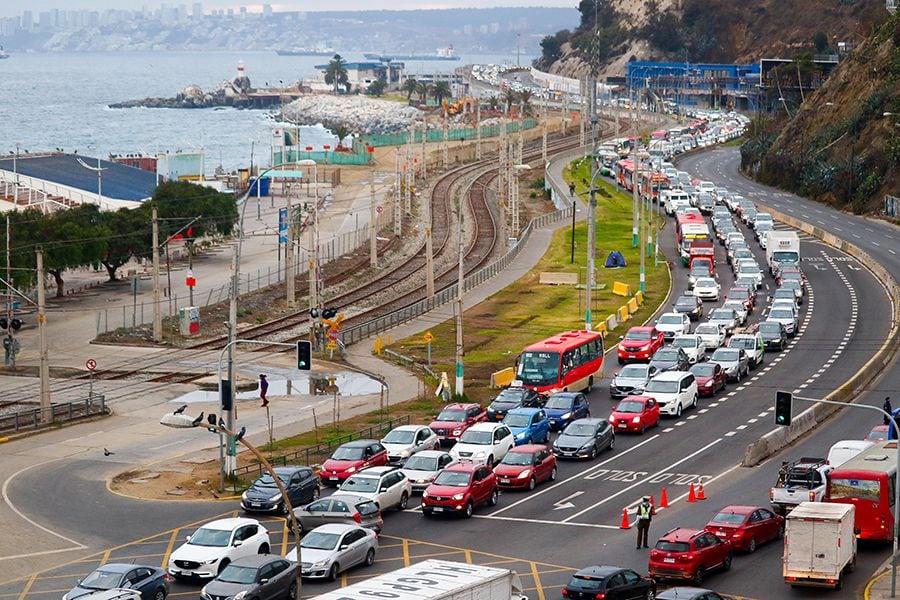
[549,466,558,481]
[527,477,536,491]
[723,553,733,571]
[778,523,785,538]
[640,423,646,434]
[692,394,698,409]
[398,492,409,510]
[646,590,655,600]
[692,567,704,586]
[618,358,624,365]
[464,501,474,518]
[287,582,296,600]
[154,589,166,600]
[280,501,289,516]
[365,548,376,567]
[218,559,230,575]
[676,403,682,418]
[747,537,757,553]
[586,376,594,393]
[328,563,340,582]
[609,434,615,450]
[589,445,597,460]
[311,486,320,501]
[488,455,495,467]
[488,488,499,506]
[258,543,269,554]
[525,436,533,445]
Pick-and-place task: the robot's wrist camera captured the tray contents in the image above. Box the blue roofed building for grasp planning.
[627,61,762,111]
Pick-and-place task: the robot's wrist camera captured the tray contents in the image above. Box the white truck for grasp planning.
[770,457,832,514]
[308,559,527,600]
[784,502,857,590]
[766,230,801,274]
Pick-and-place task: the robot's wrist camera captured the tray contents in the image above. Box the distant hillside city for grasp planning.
[0,4,579,54]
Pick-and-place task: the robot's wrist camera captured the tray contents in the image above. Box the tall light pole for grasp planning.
[76,156,107,207]
[455,185,466,397]
[297,159,319,315]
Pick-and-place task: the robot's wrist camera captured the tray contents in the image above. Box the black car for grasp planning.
[649,347,690,373]
[562,565,655,600]
[486,386,543,421]
[64,564,169,600]
[758,320,788,351]
[673,295,703,321]
[552,418,615,460]
[241,466,320,515]
[200,555,297,600]
[657,588,726,600]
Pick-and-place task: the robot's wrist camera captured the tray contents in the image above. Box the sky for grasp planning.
[1,1,575,18]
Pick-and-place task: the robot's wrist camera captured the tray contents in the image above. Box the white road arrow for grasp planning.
[553,491,584,510]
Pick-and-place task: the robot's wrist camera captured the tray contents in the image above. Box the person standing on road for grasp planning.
[259,374,269,407]
[636,496,654,549]
[884,397,893,426]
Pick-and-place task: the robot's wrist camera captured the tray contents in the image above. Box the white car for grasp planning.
[770,298,799,313]
[693,277,721,301]
[449,422,515,466]
[722,300,749,326]
[380,425,439,463]
[695,323,727,351]
[643,371,698,418]
[168,518,270,579]
[337,466,412,511]
[400,450,458,492]
[670,334,705,364]
[655,312,691,341]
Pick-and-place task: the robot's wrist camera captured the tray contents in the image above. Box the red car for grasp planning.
[493,445,557,490]
[705,505,785,553]
[319,439,389,485]
[725,286,754,312]
[617,327,665,364]
[608,396,660,433]
[649,528,733,585]
[865,424,889,441]
[429,403,487,445]
[690,362,727,396]
[421,463,498,518]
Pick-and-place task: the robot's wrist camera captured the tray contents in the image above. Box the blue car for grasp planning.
[64,564,170,600]
[503,408,550,445]
[543,392,590,432]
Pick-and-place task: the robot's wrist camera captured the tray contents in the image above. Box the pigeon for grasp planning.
[173,404,188,415]
[103,448,114,456]
[191,412,204,427]
[235,427,246,442]
[218,417,225,429]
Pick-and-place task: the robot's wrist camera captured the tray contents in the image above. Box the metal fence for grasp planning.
[357,119,540,149]
[232,414,411,480]
[0,395,108,434]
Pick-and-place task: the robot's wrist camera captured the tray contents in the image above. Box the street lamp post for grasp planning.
[76,155,107,207]
[296,160,320,318]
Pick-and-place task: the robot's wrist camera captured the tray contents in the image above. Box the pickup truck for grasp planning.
[770,457,832,515]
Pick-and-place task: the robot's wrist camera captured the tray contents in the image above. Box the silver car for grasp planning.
[710,347,750,382]
[200,555,297,600]
[285,523,377,581]
[609,363,658,399]
[767,307,800,337]
[293,494,383,533]
[707,308,739,333]
[400,450,458,492]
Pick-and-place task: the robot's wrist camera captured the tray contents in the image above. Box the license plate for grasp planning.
[664,558,675,564]
[715,531,725,536]
[251,502,261,507]
[618,424,627,428]
[432,507,444,512]
[329,476,339,481]
[499,478,510,484]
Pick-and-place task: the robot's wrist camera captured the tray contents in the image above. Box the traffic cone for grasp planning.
[697,483,707,500]
[620,507,631,529]
[687,483,697,503]
[659,486,669,509]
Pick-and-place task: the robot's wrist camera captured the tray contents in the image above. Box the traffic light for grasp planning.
[309,308,319,318]
[220,379,233,412]
[297,340,312,370]
[775,391,793,426]
[322,307,338,319]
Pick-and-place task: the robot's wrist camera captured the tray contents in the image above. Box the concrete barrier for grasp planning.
[490,367,516,388]
[627,297,639,315]
[612,281,631,297]
[634,291,644,306]
[596,322,608,335]
[618,306,630,322]
[539,272,578,285]
[606,314,618,331]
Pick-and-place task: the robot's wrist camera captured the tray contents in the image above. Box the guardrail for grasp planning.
[232,414,411,480]
[0,395,108,434]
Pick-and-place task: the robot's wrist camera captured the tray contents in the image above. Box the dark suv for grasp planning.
[758,320,787,351]
[486,387,543,421]
[241,466,320,514]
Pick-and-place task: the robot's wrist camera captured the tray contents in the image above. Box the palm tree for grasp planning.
[487,95,500,111]
[518,89,534,116]
[334,125,349,150]
[323,54,349,94]
[431,81,452,105]
[401,77,419,100]
[415,81,430,102]
[502,88,518,114]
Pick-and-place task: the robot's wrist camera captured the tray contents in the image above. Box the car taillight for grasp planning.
[163,574,171,582]
[353,512,362,523]
[769,488,774,501]
[594,594,606,600]
[809,491,815,501]
[561,591,569,597]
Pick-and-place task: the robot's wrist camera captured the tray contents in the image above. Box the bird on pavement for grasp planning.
[173,404,188,415]
[103,448,114,456]
[191,412,204,427]
[235,427,246,441]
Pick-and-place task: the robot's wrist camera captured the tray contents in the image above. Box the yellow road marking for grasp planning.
[16,575,37,600]
[536,566,573,575]
[160,530,179,570]
[380,536,578,571]
[340,572,347,587]
[280,520,289,556]
[865,569,890,600]
[530,561,545,600]
[463,549,472,564]
[99,550,111,566]
[401,538,410,567]
[479,558,519,566]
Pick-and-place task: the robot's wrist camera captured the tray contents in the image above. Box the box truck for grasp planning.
[783,502,856,590]
[766,231,800,274]
[308,559,528,600]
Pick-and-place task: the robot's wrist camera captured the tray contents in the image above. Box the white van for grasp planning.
[827,440,874,467]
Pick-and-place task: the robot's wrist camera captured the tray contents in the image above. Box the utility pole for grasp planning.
[225,244,238,475]
[370,163,378,268]
[4,216,12,367]
[542,122,548,166]
[36,247,50,419]
[632,113,639,248]
[442,114,449,170]
[285,191,295,306]
[152,207,162,342]
[393,146,402,236]
[475,104,482,160]
[426,183,435,297]
[455,188,465,397]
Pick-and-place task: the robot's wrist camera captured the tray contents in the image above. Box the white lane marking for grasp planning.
[725,431,736,437]
[553,491,584,510]
[748,418,758,423]
[561,438,722,523]
[473,514,621,529]
[736,425,747,430]
[663,427,674,433]
[488,434,661,516]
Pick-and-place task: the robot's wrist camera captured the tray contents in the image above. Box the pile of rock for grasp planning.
[109,79,248,109]
[283,95,422,135]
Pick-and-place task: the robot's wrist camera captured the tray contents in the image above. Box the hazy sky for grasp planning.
[1,1,575,18]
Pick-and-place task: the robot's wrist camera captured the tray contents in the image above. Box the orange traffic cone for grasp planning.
[659,487,669,509]
[697,483,707,500]
[620,507,631,529]
[687,483,697,503]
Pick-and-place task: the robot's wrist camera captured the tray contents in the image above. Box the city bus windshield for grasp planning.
[517,351,559,386]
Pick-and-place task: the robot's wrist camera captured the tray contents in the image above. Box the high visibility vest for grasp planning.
[638,504,652,520]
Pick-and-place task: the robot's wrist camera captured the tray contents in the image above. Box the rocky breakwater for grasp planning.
[109,78,250,109]
[282,95,421,135]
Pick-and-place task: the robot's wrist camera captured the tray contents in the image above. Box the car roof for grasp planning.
[661,527,705,542]
[569,417,606,426]
[444,403,481,410]
[506,407,543,415]
[652,370,690,381]
[549,392,582,399]
[326,493,379,505]
[509,444,548,453]
[657,589,711,600]
[307,523,366,534]
[407,450,450,459]
[468,422,506,431]
[628,326,655,332]
[199,517,259,530]
[340,439,380,448]
[229,554,285,568]
[273,466,311,475]
[572,565,622,578]
[92,564,145,574]
[713,505,759,516]
[444,463,480,473]
[357,465,399,476]
[620,395,653,403]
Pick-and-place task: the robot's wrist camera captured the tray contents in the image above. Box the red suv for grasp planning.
[649,528,733,585]
[617,327,665,365]
[319,439,389,485]
[725,286,755,312]
[429,403,487,445]
[421,463,498,518]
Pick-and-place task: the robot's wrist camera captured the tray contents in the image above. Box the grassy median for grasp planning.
[386,158,671,403]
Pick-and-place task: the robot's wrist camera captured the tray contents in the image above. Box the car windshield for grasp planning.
[672,337,696,348]
[658,315,683,325]
[254,473,290,487]
[695,279,715,288]
[730,338,754,349]
[340,477,380,493]
[567,576,605,591]
[625,330,652,341]
[382,429,416,444]
[653,349,679,360]
[458,430,493,445]
[562,422,595,437]
[711,512,746,525]
[713,349,739,361]
[495,389,526,402]
[690,266,709,276]
[188,528,231,547]
[501,452,536,466]
[723,302,744,313]
[774,290,795,300]
[645,380,679,393]
[782,272,802,280]
[759,322,781,332]
[868,428,888,441]
[435,409,467,422]
[655,541,690,552]
[432,471,470,487]
[691,364,715,376]
[781,281,801,290]
[504,414,532,428]
[79,570,124,590]
[675,297,696,308]
[216,564,259,585]
[544,396,574,410]
[616,400,644,413]
[403,455,438,471]
[301,532,340,551]
[710,310,734,319]
[516,351,560,385]
[695,324,719,335]
[331,446,365,460]
[770,309,794,319]
[618,365,648,378]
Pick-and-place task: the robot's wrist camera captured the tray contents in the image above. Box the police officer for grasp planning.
[636,496,653,549]
[884,397,893,426]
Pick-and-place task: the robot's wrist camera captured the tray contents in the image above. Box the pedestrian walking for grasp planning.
[259,374,269,407]
[884,396,893,426]
[568,181,576,197]
[636,496,654,549]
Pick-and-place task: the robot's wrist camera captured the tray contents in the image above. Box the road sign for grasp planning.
[85,358,97,371]
[423,331,434,343]
[376,205,383,214]
[326,339,338,350]
[278,208,288,243]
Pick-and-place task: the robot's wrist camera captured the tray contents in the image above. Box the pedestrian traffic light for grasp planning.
[775,391,792,426]
[297,340,312,370]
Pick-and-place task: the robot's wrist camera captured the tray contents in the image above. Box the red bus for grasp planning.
[641,172,670,202]
[514,330,604,395]
[675,213,709,245]
[615,159,636,191]
[825,441,897,541]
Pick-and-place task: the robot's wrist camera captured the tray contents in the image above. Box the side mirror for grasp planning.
[233,540,243,547]
[380,486,388,492]
[494,440,502,445]
[340,544,349,550]
[259,578,269,585]
[185,535,192,542]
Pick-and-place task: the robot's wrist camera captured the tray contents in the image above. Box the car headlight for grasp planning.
[269,493,282,502]
[515,432,526,439]
[422,491,429,498]
[702,381,713,387]
[452,493,465,500]
[241,491,249,500]
[639,344,651,351]
[313,560,329,568]
[474,451,487,458]
[608,415,615,423]
[346,466,356,474]
[399,449,411,457]
[452,429,462,436]
[201,558,218,565]
[517,469,532,479]
[631,417,641,424]
[233,592,248,600]
[562,412,572,420]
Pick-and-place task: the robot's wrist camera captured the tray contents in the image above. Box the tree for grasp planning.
[401,77,419,100]
[538,29,569,68]
[416,81,430,102]
[431,80,451,105]
[334,125,350,150]
[323,54,349,94]
[502,88,518,114]
[40,205,110,298]
[518,89,534,116]
[98,205,152,282]
[813,31,829,53]
[366,79,386,97]
[487,95,500,110]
